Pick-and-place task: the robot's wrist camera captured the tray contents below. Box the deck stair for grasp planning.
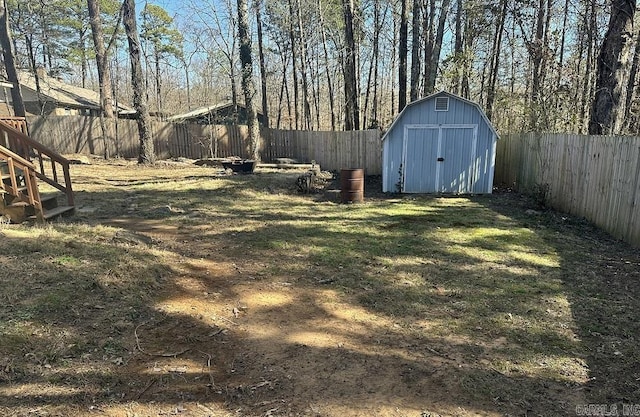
[0,117,74,223]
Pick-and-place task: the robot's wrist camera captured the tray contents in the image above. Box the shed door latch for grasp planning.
[437,157,445,162]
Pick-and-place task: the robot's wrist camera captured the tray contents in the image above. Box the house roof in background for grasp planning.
[167,101,263,122]
[13,70,133,112]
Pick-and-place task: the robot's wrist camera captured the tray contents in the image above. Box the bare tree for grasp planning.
[318,0,336,130]
[237,0,260,159]
[342,0,359,130]
[424,0,451,94]
[0,0,25,117]
[484,0,507,121]
[589,0,637,135]
[410,0,421,102]
[398,0,408,111]
[187,0,240,116]
[87,0,122,159]
[122,0,155,164]
[87,0,117,118]
[286,0,300,129]
[255,0,269,128]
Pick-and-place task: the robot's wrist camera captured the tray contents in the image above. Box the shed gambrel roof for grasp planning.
[381,90,499,141]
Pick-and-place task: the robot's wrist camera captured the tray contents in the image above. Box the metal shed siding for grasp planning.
[382,92,497,194]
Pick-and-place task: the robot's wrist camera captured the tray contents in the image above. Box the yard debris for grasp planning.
[295,164,332,194]
[194,158,226,167]
[208,327,227,337]
[135,377,158,400]
[112,230,154,246]
[275,157,299,164]
[134,321,191,357]
[212,314,238,326]
[63,154,92,165]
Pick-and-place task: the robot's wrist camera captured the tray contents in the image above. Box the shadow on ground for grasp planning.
[1,168,639,416]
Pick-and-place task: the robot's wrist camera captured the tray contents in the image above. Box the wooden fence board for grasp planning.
[496,133,640,248]
[25,115,383,174]
[630,144,640,244]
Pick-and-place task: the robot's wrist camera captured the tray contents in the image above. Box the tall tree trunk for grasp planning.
[123,0,155,164]
[580,0,597,132]
[184,60,191,110]
[0,0,25,118]
[230,59,238,121]
[422,0,435,96]
[391,4,399,118]
[287,0,300,129]
[460,13,472,98]
[23,34,45,112]
[295,0,312,130]
[398,0,408,111]
[370,0,385,128]
[255,0,269,127]
[555,0,570,129]
[485,0,507,121]
[425,0,451,93]
[318,0,336,130]
[530,0,547,130]
[410,0,421,102]
[237,0,261,160]
[589,0,636,135]
[312,53,321,128]
[451,0,463,95]
[275,41,293,129]
[87,0,115,118]
[80,28,88,89]
[342,0,359,130]
[276,57,286,129]
[625,29,640,131]
[88,0,116,159]
[154,50,162,115]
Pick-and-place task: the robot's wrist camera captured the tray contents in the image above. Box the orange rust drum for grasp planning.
[340,168,364,203]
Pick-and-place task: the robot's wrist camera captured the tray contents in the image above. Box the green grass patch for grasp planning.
[1,162,639,416]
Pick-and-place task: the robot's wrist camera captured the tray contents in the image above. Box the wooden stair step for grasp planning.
[26,205,74,221]
[6,200,29,208]
[40,193,60,210]
[42,205,74,220]
[41,194,58,203]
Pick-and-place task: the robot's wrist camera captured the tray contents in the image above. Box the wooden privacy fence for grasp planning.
[25,115,382,174]
[26,116,251,161]
[495,133,640,248]
[261,129,381,174]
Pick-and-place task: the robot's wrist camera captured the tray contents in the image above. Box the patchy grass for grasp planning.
[1,159,639,416]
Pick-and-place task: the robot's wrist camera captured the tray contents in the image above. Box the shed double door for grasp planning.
[402,125,477,193]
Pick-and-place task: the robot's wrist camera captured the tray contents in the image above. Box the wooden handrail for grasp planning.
[0,143,35,168]
[0,144,43,220]
[0,117,29,135]
[0,119,73,207]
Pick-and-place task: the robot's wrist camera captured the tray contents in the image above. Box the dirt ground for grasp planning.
[1,159,640,417]
[92,171,462,417]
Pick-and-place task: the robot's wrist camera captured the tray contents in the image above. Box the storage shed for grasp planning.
[382,91,498,194]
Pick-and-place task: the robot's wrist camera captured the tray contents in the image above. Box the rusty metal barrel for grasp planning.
[340,168,364,203]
